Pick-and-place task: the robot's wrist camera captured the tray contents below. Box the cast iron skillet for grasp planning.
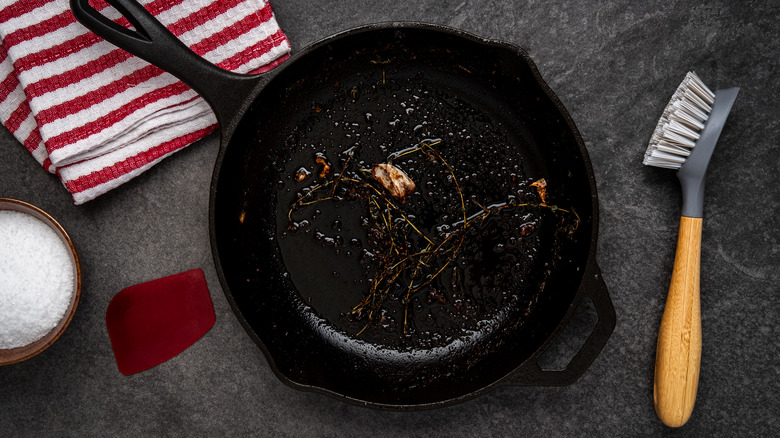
[72,0,615,409]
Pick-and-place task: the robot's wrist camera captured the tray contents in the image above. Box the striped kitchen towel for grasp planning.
[0,0,290,204]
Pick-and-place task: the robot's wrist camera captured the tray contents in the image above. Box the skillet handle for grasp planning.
[70,0,260,126]
[503,258,616,386]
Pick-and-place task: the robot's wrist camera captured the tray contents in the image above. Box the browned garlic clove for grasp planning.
[530,178,547,204]
[294,167,311,182]
[315,153,331,178]
[371,163,416,202]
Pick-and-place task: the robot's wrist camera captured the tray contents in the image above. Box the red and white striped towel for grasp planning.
[0,0,290,204]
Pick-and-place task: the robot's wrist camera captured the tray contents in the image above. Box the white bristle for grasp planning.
[643,72,716,169]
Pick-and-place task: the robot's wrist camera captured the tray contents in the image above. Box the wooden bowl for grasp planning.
[0,198,81,365]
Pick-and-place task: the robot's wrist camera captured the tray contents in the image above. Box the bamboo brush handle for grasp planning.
[654,216,703,427]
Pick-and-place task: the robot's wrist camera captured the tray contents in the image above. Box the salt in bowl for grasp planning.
[0,198,81,365]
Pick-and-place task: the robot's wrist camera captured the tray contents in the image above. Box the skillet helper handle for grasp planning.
[70,0,258,125]
[503,259,615,386]
[654,216,702,427]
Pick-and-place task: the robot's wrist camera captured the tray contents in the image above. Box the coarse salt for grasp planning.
[0,210,75,349]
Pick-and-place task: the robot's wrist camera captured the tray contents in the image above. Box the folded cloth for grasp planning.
[0,0,290,204]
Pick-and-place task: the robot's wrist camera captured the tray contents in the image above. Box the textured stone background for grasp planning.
[1,0,777,436]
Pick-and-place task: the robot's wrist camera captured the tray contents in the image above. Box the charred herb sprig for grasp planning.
[287,140,579,335]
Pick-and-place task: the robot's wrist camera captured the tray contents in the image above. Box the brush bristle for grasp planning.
[643,72,716,169]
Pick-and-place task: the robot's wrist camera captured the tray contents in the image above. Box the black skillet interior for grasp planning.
[212,25,599,407]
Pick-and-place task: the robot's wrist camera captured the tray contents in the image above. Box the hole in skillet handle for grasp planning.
[501,259,616,386]
[70,0,159,49]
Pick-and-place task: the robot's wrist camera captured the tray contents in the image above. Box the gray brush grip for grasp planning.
[678,87,740,218]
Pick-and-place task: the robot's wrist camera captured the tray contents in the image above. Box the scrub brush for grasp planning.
[643,72,739,427]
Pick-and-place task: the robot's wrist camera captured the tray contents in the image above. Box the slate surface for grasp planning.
[1,0,778,436]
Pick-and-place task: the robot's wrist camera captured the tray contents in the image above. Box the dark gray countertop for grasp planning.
[2,0,778,436]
